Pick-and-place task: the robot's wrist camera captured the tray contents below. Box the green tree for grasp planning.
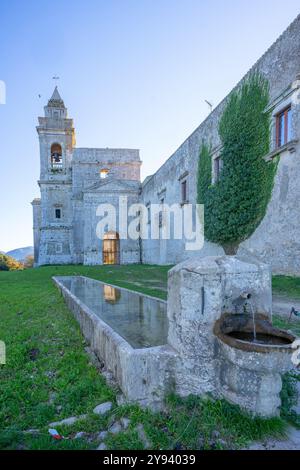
[198,73,278,254]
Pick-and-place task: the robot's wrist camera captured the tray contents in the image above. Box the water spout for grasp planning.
[248,299,257,342]
[232,292,257,342]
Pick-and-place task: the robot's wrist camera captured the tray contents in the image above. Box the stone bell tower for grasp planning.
[33,87,76,265]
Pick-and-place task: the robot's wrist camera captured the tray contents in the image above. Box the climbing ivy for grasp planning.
[197,143,212,205]
[197,73,278,254]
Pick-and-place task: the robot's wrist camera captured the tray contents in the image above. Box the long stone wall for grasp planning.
[140,15,300,274]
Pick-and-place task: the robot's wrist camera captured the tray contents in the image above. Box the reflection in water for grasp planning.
[59,277,168,349]
[103,284,121,304]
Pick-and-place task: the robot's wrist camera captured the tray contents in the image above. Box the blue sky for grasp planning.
[0,0,299,252]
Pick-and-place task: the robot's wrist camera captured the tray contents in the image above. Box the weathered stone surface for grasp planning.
[49,414,87,427]
[136,424,152,449]
[167,255,296,417]
[116,394,127,406]
[247,426,300,450]
[23,429,40,435]
[74,431,86,439]
[140,16,300,276]
[93,402,113,415]
[109,422,122,435]
[32,91,141,267]
[120,417,130,429]
[53,276,177,410]
[96,442,107,451]
[97,431,108,441]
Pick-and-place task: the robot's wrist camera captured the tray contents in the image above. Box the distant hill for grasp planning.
[6,246,33,262]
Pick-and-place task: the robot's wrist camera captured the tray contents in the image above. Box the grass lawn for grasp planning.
[272,275,300,300]
[0,264,299,450]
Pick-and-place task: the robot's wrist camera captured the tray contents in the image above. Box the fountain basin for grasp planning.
[214,313,295,352]
[214,314,296,416]
[53,276,177,409]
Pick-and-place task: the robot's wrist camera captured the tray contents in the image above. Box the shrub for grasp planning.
[0,253,23,271]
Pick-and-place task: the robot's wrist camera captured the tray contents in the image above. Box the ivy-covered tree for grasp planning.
[198,73,278,254]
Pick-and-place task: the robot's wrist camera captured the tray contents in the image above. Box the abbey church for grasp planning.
[32,14,300,275]
[32,87,141,266]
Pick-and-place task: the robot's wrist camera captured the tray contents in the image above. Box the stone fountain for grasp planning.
[167,255,296,417]
[54,255,297,416]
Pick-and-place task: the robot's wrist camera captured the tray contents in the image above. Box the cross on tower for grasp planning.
[52,75,60,86]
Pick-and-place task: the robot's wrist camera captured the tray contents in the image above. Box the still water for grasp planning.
[59,277,168,349]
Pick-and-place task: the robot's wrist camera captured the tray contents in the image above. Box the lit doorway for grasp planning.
[102,232,120,265]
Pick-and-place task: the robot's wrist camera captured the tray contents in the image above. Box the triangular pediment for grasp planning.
[84,178,140,193]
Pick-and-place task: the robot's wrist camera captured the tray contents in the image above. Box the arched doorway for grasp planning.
[102,232,120,265]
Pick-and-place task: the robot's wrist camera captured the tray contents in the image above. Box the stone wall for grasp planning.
[140,15,300,274]
[71,148,141,265]
[82,180,141,265]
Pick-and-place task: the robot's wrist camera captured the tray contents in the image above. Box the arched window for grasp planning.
[100,168,109,179]
[102,231,120,265]
[51,143,62,169]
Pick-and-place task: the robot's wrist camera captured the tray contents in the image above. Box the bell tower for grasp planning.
[35,87,76,265]
[37,86,75,180]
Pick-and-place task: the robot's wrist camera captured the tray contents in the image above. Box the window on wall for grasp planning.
[276,106,292,148]
[181,180,188,203]
[214,157,223,183]
[55,208,61,219]
[100,169,109,179]
[159,198,164,227]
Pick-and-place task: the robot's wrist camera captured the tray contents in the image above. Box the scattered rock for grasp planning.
[97,430,108,441]
[74,431,87,439]
[116,394,127,406]
[197,437,205,449]
[109,422,122,435]
[247,426,300,450]
[217,439,227,448]
[56,405,63,413]
[136,424,152,449]
[44,370,56,379]
[120,417,130,429]
[211,430,220,439]
[49,414,87,427]
[97,442,107,450]
[93,402,113,415]
[101,370,117,387]
[24,429,40,435]
[48,392,57,404]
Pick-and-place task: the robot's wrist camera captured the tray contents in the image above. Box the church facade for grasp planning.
[32,15,300,274]
[32,87,141,266]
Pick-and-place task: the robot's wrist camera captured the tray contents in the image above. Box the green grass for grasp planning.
[273,314,300,338]
[273,315,300,431]
[0,265,299,450]
[272,275,300,300]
